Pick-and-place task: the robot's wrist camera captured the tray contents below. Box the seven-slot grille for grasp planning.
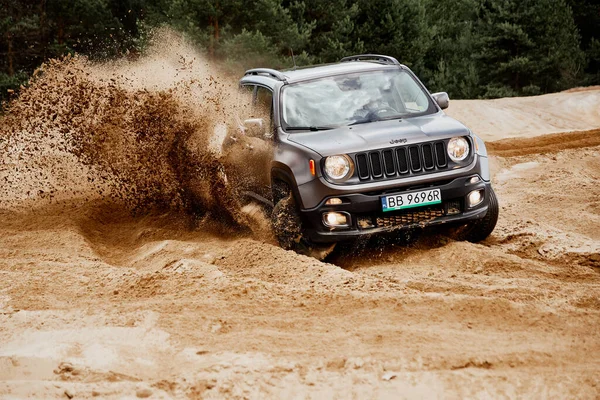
[355,141,448,181]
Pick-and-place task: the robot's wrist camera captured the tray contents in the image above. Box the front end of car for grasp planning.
[269,57,497,247]
[293,133,494,243]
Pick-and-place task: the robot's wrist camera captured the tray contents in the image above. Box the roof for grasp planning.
[240,58,405,89]
[282,61,402,83]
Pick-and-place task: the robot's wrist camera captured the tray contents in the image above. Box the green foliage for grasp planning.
[0,72,29,106]
[352,0,429,71]
[475,0,583,98]
[289,0,362,62]
[1,0,599,102]
[588,38,600,84]
[218,29,282,72]
[423,0,585,98]
[567,0,600,84]
[422,0,481,98]
[244,0,314,54]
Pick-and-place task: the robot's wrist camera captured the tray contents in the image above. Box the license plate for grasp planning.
[381,188,442,212]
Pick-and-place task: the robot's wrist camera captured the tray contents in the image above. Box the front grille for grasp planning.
[396,147,409,173]
[355,141,448,181]
[383,150,395,175]
[375,206,445,228]
[370,152,383,178]
[422,144,434,169]
[356,154,369,179]
[409,146,421,171]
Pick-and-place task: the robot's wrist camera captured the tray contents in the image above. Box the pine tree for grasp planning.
[349,0,430,72]
[475,0,583,97]
[422,0,481,98]
[566,0,600,84]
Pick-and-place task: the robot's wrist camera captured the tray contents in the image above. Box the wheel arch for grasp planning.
[271,164,304,208]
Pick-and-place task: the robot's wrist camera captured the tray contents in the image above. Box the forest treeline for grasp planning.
[2,0,599,104]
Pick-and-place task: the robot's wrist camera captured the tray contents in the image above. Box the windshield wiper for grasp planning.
[347,118,375,126]
[348,115,402,126]
[286,126,333,131]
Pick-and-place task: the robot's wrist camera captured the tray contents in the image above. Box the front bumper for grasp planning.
[300,175,492,243]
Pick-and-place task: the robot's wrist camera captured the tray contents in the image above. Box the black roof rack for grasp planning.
[243,68,287,81]
[340,54,400,66]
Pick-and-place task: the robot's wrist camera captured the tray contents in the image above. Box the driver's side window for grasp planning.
[238,84,274,139]
[238,84,256,117]
[255,86,273,129]
[239,84,273,121]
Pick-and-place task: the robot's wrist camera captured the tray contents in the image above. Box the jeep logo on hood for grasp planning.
[390,138,408,145]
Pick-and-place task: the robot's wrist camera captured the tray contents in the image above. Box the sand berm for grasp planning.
[1,32,599,399]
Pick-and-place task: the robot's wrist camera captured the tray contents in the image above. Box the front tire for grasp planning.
[455,187,499,242]
[271,194,303,250]
[271,194,335,260]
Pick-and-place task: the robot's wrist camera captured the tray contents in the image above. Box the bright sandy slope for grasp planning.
[1,79,600,398]
[446,86,600,141]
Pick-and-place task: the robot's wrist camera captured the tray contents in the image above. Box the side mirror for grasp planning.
[243,118,265,138]
[431,92,449,110]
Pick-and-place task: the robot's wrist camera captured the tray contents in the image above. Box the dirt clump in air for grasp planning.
[0,30,269,233]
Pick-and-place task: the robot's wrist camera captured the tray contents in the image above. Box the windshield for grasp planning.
[281,69,435,130]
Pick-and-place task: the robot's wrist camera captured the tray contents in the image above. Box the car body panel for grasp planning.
[237,56,496,242]
[297,155,486,209]
[286,113,471,156]
[301,178,492,243]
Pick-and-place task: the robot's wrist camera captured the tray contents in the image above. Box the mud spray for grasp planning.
[0,30,272,235]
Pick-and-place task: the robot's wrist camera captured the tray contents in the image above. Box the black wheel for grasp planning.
[454,187,499,242]
[271,194,303,250]
[271,193,335,260]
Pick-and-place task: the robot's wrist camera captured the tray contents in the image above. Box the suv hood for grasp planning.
[287,113,470,156]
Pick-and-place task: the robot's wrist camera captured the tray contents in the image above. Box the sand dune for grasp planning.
[1,42,599,398]
[446,88,600,141]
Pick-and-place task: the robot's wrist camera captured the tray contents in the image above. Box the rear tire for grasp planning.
[271,194,335,260]
[454,187,499,242]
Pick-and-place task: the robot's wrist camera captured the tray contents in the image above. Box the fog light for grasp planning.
[469,176,480,184]
[323,212,350,227]
[468,190,484,207]
[325,197,343,205]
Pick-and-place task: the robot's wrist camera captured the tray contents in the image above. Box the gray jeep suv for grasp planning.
[238,54,498,255]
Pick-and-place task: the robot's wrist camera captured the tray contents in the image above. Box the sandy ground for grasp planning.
[446,87,600,141]
[1,74,600,398]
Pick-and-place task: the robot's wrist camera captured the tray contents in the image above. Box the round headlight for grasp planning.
[324,155,354,181]
[447,137,470,162]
